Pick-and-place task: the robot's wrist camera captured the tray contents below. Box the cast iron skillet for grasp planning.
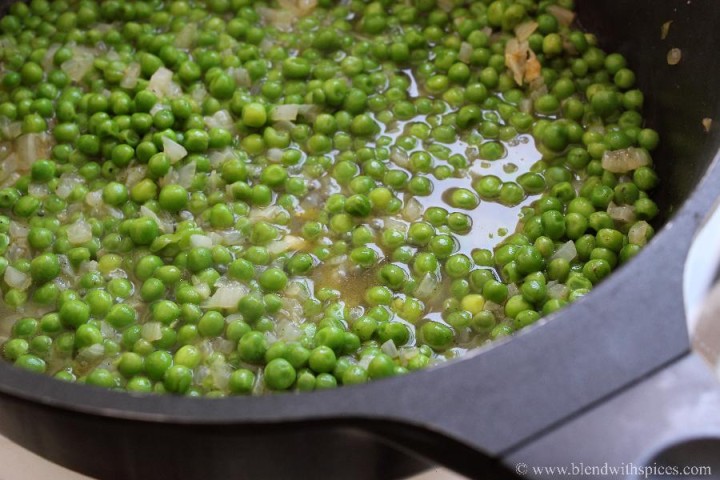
[1,1,720,479]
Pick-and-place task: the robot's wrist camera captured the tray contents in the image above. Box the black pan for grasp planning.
[1,1,720,479]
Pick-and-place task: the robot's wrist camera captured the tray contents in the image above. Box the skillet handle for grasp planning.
[503,351,720,479]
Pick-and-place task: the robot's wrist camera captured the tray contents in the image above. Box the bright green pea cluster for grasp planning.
[0,0,660,396]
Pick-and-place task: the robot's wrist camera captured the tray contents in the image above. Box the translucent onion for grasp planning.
[270,104,300,122]
[205,282,248,310]
[174,23,197,49]
[4,266,30,290]
[601,147,651,173]
[550,240,578,262]
[16,133,53,169]
[141,322,163,342]
[258,7,294,31]
[629,221,652,246]
[176,161,196,189]
[140,205,173,234]
[203,110,235,131]
[607,202,636,223]
[266,148,283,162]
[148,67,182,99]
[414,273,439,299]
[120,63,140,89]
[381,339,399,358]
[267,235,306,255]
[547,5,576,26]
[458,42,473,64]
[67,220,93,245]
[402,197,423,222]
[61,47,95,82]
[547,282,570,300]
[162,136,188,164]
[190,234,213,248]
[515,21,538,41]
[390,147,409,168]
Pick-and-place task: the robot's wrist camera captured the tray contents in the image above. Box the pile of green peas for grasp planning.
[0,0,660,396]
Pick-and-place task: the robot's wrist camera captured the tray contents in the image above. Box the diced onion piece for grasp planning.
[267,235,307,255]
[601,147,651,173]
[381,339,399,358]
[174,23,197,49]
[162,136,188,164]
[208,147,237,169]
[249,205,285,222]
[67,220,93,245]
[141,322,163,342]
[4,266,30,290]
[176,161,196,189]
[547,5,576,26]
[390,147,409,168]
[515,21,538,41]
[9,222,28,239]
[148,67,182,99]
[15,133,53,170]
[278,0,317,16]
[547,282,569,300]
[267,148,283,163]
[258,7,295,31]
[77,344,105,363]
[190,234,213,248]
[703,118,713,133]
[140,205,173,234]
[550,240,578,262]
[28,183,50,199]
[61,47,95,82]
[229,67,251,88]
[667,48,682,65]
[458,42,473,64]
[607,202,636,223]
[505,38,541,86]
[0,120,22,140]
[297,104,320,121]
[205,282,248,310]
[85,190,103,208]
[661,21,673,40]
[402,197,423,222]
[204,110,235,130]
[437,0,453,12]
[273,104,302,122]
[120,62,140,89]
[414,273,439,300]
[277,320,302,342]
[629,221,652,246]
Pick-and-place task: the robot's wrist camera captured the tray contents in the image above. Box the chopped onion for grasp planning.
[61,47,95,82]
[277,0,317,16]
[124,165,148,188]
[505,38,541,86]
[381,339,399,358]
[229,67,251,88]
[191,276,212,299]
[258,7,295,31]
[219,230,244,246]
[547,282,569,300]
[148,67,182,99]
[402,197,423,222]
[267,235,306,255]
[267,148,283,162]
[249,205,285,222]
[176,161,196,189]
[174,23,197,49]
[414,273,439,299]
[208,148,237,169]
[76,344,105,364]
[601,147,651,173]
[550,240,577,262]
[120,62,140,89]
[661,21,673,40]
[547,5,576,26]
[390,147,409,168]
[703,118,713,133]
[297,104,321,121]
[190,234,213,248]
[205,282,248,310]
[270,103,299,122]
[67,220,93,245]
[607,202,636,223]
[141,322,163,342]
[85,190,103,208]
[162,136,188,164]
[9,222,28,239]
[515,21,538,41]
[204,110,235,131]
[15,133,53,169]
[458,42,473,64]
[4,266,30,290]
[140,205,173,234]
[667,48,682,65]
[507,283,520,298]
[629,221,652,246]
[28,183,50,199]
[277,320,302,342]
